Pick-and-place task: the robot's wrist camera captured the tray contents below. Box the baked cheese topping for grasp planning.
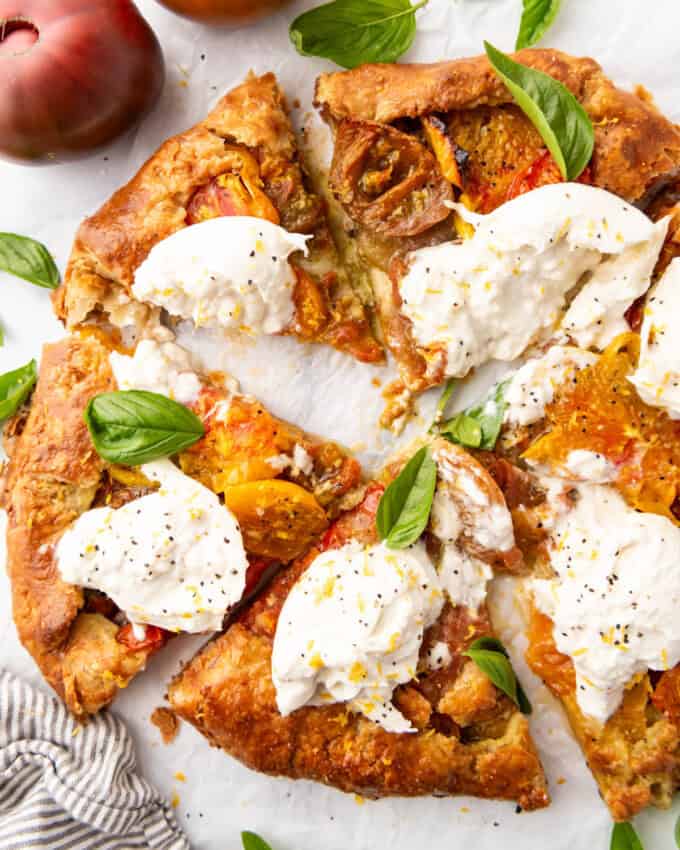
[561,450,618,483]
[630,258,680,418]
[132,217,310,335]
[272,540,444,733]
[504,345,598,427]
[109,339,203,403]
[531,481,680,724]
[272,451,518,732]
[399,183,667,378]
[56,459,248,633]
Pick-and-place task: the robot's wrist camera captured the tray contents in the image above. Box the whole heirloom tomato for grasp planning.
[155,0,291,24]
[0,0,164,162]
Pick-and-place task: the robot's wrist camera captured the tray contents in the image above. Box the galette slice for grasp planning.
[478,316,680,820]
[314,49,680,422]
[168,437,549,811]
[55,72,382,364]
[0,331,360,719]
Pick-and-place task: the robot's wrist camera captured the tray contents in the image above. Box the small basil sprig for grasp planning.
[439,380,509,451]
[84,390,204,466]
[464,637,532,715]
[242,832,273,850]
[610,822,644,850]
[484,41,594,181]
[376,446,437,549]
[0,359,37,421]
[290,0,428,69]
[515,0,562,49]
[0,233,60,289]
[430,377,457,432]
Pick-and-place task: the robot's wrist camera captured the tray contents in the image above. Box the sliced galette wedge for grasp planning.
[476,323,680,820]
[0,331,360,719]
[314,49,680,422]
[168,437,549,810]
[55,72,382,364]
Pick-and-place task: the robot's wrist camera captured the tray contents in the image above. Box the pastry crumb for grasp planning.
[151,706,180,744]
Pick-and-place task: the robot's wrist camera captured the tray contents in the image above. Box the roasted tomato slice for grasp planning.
[505,149,592,203]
[244,556,275,597]
[116,623,169,653]
[329,119,453,237]
[186,146,280,225]
[321,483,384,551]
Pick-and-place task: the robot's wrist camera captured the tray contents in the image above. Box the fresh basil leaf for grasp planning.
[430,377,457,432]
[0,233,60,289]
[440,380,509,451]
[464,636,532,715]
[515,0,562,49]
[484,41,594,181]
[376,446,437,549]
[675,815,680,849]
[242,832,273,850]
[440,413,482,448]
[290,0,428,69]
[0,359,37,420]
[610,822,644,850]
[84,390,204,466]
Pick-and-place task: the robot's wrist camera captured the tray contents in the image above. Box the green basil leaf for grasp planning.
[440,413,482,448]
[84,390,204,466]
[440,380,509,451]
[0,233,60,289]
[242,832,273,850]
[376,446,437,549]
[675,815,680,849]
[484,41,594,181]
[610,822,644,850]
[515,0,562,49]
[0,359,37,420]
[430,377,457,432]
[290,0,428,69]
[464,636,532,715]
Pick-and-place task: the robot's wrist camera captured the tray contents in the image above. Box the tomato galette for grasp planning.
[6,44,680,823]
[55,72,382,364]
[169,437,548,809]
[315,49,680,422]
[0,331,360,718]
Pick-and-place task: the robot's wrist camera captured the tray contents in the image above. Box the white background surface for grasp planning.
[1,0,680,847]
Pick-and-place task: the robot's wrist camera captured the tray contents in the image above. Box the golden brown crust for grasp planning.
[316,49,680,206]
[1,331,364,718]
[0,334,151,718]
[56,72,382,364]
[316,49,680,421]
[526,607,680,820]
[169,446,548,807]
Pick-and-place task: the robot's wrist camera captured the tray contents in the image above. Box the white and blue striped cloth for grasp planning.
[0,671,190,850]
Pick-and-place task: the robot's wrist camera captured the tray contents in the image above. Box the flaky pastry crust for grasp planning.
[169,441,549,809]
[55,73,381,363]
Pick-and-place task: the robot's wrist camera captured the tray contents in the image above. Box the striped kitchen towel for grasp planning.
[0,671,190,850]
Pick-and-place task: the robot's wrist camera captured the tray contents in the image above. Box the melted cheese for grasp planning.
[109,339,203,403]
[272,540,444,733]
[132,217,310,335]
[56,459,248,633]
[531,481,680,724]
[399,184,667,378]
[629,258,680,418]
[504,345,598,427]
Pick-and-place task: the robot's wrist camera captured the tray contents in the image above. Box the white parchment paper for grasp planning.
[2,1,680,847]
